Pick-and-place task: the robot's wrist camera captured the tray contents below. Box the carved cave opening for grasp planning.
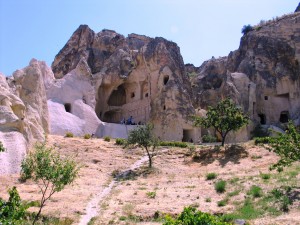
[182,129,194,143]
[279,111,289,123]
[108,84,126,106]
[64,103,71,113]
[103,111,122,123]
[258,114,266,125]
[163,75,169,85]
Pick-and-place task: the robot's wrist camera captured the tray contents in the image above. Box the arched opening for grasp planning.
[163,75,169,85]
[279,111,289,123]
[108,84,126,106]
[163,105,166,110]
[64,103,71,113]
[258,114,266,125]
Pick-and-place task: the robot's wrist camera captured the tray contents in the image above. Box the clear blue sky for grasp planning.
[0,0,298,76]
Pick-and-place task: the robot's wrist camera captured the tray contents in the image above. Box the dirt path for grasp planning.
[78,153,153,225]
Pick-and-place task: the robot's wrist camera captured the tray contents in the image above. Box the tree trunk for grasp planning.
[145,147,152,168]
[221,136,225,146]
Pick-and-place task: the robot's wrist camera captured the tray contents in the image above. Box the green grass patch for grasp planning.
[215,180,226,193]
[206,172,217,180]
[247,185,263,198]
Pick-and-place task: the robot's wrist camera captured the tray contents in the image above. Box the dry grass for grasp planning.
[0,136,299,225]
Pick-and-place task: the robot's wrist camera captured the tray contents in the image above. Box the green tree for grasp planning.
[21,143,80,225]
[193,98,249,146]
[255,122,300,171]
[241,24,253,35]
[126,124,158,168]
[0,186,28,225]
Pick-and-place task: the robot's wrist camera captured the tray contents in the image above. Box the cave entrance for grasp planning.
[64,103,71,113]
[182,129,194,143]
[103,111,122,123]
[108,84,126,106]
[279,111,289,123]
[258,114,266,125]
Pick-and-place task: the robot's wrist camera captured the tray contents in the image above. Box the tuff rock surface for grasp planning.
[190,11,300,141]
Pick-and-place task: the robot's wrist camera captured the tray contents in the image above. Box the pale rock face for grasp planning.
[50,26,201,142]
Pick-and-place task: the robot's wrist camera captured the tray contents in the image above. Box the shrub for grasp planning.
[217,199,228,207]
[260,173,271,180]
[159,141,188,148]
[163,207,230,225]
[65,132,74,138]
[206,172,217,180]
[83,134,91,139]
[115,138,126,146]
[241,24,253,35]
[146,191,156,199]
[0,141,5,152]
[248,185,262,198]
[104,136,111,142]
[215,180,226,193]
[0,186,28,224]
[202,134,217,143]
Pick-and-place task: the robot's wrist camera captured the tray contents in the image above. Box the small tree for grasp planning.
[21,143,80,225]
[126,124,158,168]
[193,98,249,146]
[255,122,300,171]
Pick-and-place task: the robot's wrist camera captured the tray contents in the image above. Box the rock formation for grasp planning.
[190,11,300,141]
[0,59,51,174]
[50,25,200,142]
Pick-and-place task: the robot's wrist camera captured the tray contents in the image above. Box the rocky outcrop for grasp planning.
[50,26,200,142]
[0,60,52,174]
[191,12,300,134]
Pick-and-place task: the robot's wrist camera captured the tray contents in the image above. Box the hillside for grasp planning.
[0,135,299,224]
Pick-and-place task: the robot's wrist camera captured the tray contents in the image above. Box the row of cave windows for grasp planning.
[258,111,289,125]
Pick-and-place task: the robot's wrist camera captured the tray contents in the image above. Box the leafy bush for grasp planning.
[83,134,91,139]
[248,185,263,198]
[206,172,217,180]
[115,138,126,146]
[215,180,226,193]
[255,122,300,171]
[104,136,111,142]
[241,24,253,35]
[163,207,230,225]
[0,186,28,224]
[159,141,188,148]
[202,134,217,143]
[0,141,5,152]
[65,132,74,138]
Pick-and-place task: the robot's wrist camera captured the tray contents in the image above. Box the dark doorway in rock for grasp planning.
[108,84,126,106]
[163,75,169,85]
[64,103,71,113]
[258,114,266,125]
[279,111,289,123]
[103,111,120,123]
[182,129,193,143]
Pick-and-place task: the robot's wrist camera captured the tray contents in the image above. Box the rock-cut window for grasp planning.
[64,103,71,113]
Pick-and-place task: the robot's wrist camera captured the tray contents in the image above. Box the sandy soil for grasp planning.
[0,136,299,225]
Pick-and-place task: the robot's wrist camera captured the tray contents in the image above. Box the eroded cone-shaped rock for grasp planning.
[50,25,199,142]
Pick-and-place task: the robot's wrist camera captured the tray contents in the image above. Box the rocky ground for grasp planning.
[0,135,299,225]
